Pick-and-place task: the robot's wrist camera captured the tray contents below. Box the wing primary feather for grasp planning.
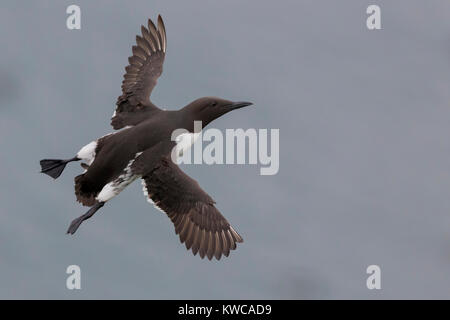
[128,56,144,66]
[136,36,151,55]
[141,26,157,52]
[203,230,211,260]
[184,222,195,250]
[148,19,161,50]
[132,45,147,60]
[206,231,215,260]
[172,213,183,227]
[214,232,222,260]
[179,217,192,243]
[198,229,207,259]
[191,225,201,255]
[175,215,186,235]
[157,15,167,52]
[219,230,228,257]
[125,65,139,73]
[230,226,243,243]
[227,230,236,250]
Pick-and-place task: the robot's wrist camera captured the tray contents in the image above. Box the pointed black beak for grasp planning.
[228,101,253,110]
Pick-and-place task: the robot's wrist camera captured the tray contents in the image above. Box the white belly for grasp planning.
[77,141,97,165]
[95,152,142,202]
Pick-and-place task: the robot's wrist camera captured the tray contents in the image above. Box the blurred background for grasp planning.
[0,0,449,299]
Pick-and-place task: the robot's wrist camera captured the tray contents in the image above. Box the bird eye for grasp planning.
[211,101,217,107]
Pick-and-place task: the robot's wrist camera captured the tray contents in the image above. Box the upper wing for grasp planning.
[142,159,243,260]
[111,15,167,130]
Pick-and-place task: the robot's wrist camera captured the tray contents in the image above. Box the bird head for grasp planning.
[182,97,253,129]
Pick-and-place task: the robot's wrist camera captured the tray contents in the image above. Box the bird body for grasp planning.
[40,15,252,260]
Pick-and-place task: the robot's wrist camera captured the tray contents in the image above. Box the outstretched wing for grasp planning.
[141,159,243,260]
[111,15,167,130]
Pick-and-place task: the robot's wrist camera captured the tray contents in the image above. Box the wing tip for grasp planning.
[180,227,242,261]
[157,15,167,52]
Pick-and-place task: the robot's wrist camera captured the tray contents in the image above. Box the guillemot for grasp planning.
[40,15,252,260]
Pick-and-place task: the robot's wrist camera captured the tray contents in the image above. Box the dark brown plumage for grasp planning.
[113,16,166,130]
[143,158,243,260]
[40,15,252,261]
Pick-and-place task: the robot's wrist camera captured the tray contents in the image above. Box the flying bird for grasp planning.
[40,15,252,260]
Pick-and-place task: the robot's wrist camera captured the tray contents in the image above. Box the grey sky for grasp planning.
[0,0,449,299]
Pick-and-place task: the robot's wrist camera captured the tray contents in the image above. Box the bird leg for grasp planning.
[66,202,105,235]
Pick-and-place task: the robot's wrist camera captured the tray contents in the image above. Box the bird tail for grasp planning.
[40,157,77,179]
[74,174,99,207]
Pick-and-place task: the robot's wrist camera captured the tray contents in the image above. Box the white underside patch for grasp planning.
[77,141,97,165]
[141,179,166,214]
[95,152,142,202]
